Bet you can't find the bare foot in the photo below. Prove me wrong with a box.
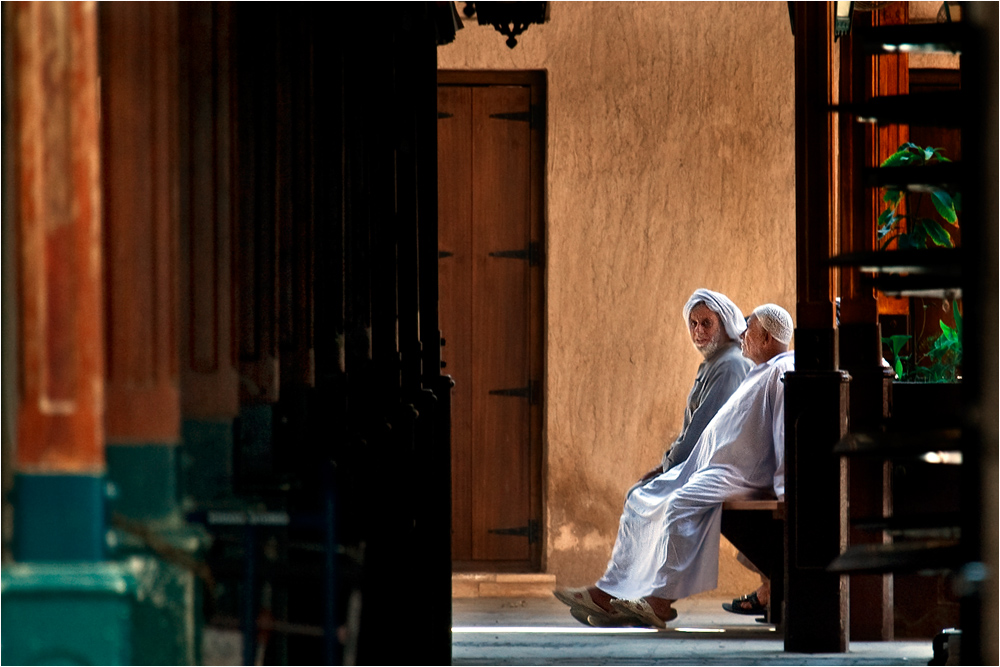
[555,585,617,614]
[588,586,616,613]
[755,581,770,607]
[642,595,676,621]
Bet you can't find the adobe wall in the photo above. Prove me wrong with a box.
[438,1,796,597]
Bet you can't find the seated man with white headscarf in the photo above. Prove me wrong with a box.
[555,304,795,627]
[647,288,754,480]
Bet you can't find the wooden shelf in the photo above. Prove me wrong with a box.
[834,429,963,457]
[861,274,962,299]
[862,163,963,192]
[832,93,963,127]
[852,513,962,540]
[829,248,961,274]
[830,249,962,296]
[827,540,962,574]
[856,22,963,54]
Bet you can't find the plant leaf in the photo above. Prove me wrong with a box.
[897,232,922,250]
[878,207,897,227]
[882,335,912,355]
[881,146,920,167]
[922,218,953,247]
[931,190,958,223]
[928,147,951,163]
[883,189,902,206]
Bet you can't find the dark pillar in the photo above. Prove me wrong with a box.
[833,2,907,642]
[840,323,895,641]
[788,1,849,651]
[959,5,998,664]
[784,370,851,653]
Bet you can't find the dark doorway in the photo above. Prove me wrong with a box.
[438,71,545,571]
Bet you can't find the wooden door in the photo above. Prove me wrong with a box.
[438,73,544,570]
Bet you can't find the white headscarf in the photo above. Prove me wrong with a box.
[683,289,747,341]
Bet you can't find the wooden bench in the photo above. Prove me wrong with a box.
[721,499,785,516]
[720,499,786,625]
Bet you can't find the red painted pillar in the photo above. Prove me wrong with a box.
[9,0,106,560]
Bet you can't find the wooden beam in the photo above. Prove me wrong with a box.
[100,2,181,443]
[788,2,850,653]
[178,2,239,419]
[794,1,839,370]
[836,5,908,644]
[235,5,280,405]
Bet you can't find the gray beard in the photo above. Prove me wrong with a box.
[696,334,729,360]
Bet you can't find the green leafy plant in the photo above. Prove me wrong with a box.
[882,300,963,383]
[920,305,962,382]
[878,143,961,250]
[882,334,912,381]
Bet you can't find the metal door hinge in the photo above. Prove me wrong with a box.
[488,519,540,544]
[489,241,543,267]
[489,104,542,129]
[489,379,540,405]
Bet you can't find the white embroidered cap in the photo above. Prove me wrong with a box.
[752,303,794,344]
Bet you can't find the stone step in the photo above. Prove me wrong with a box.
[452,573,557,599]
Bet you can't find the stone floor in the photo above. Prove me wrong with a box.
[452,596,936,666]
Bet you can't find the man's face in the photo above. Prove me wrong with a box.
[740,315,767,364]
[688,304,727,358]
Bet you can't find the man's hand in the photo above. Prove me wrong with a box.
[638,465,663,484]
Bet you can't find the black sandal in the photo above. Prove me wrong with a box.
[722,591,766,616]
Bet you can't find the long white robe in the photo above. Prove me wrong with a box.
[597,350,794,601]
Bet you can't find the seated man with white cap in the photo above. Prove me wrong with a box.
[555,304,795,627]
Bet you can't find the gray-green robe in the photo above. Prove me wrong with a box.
[660,341,752,471]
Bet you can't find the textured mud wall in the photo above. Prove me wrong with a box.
[439,2,796,596]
